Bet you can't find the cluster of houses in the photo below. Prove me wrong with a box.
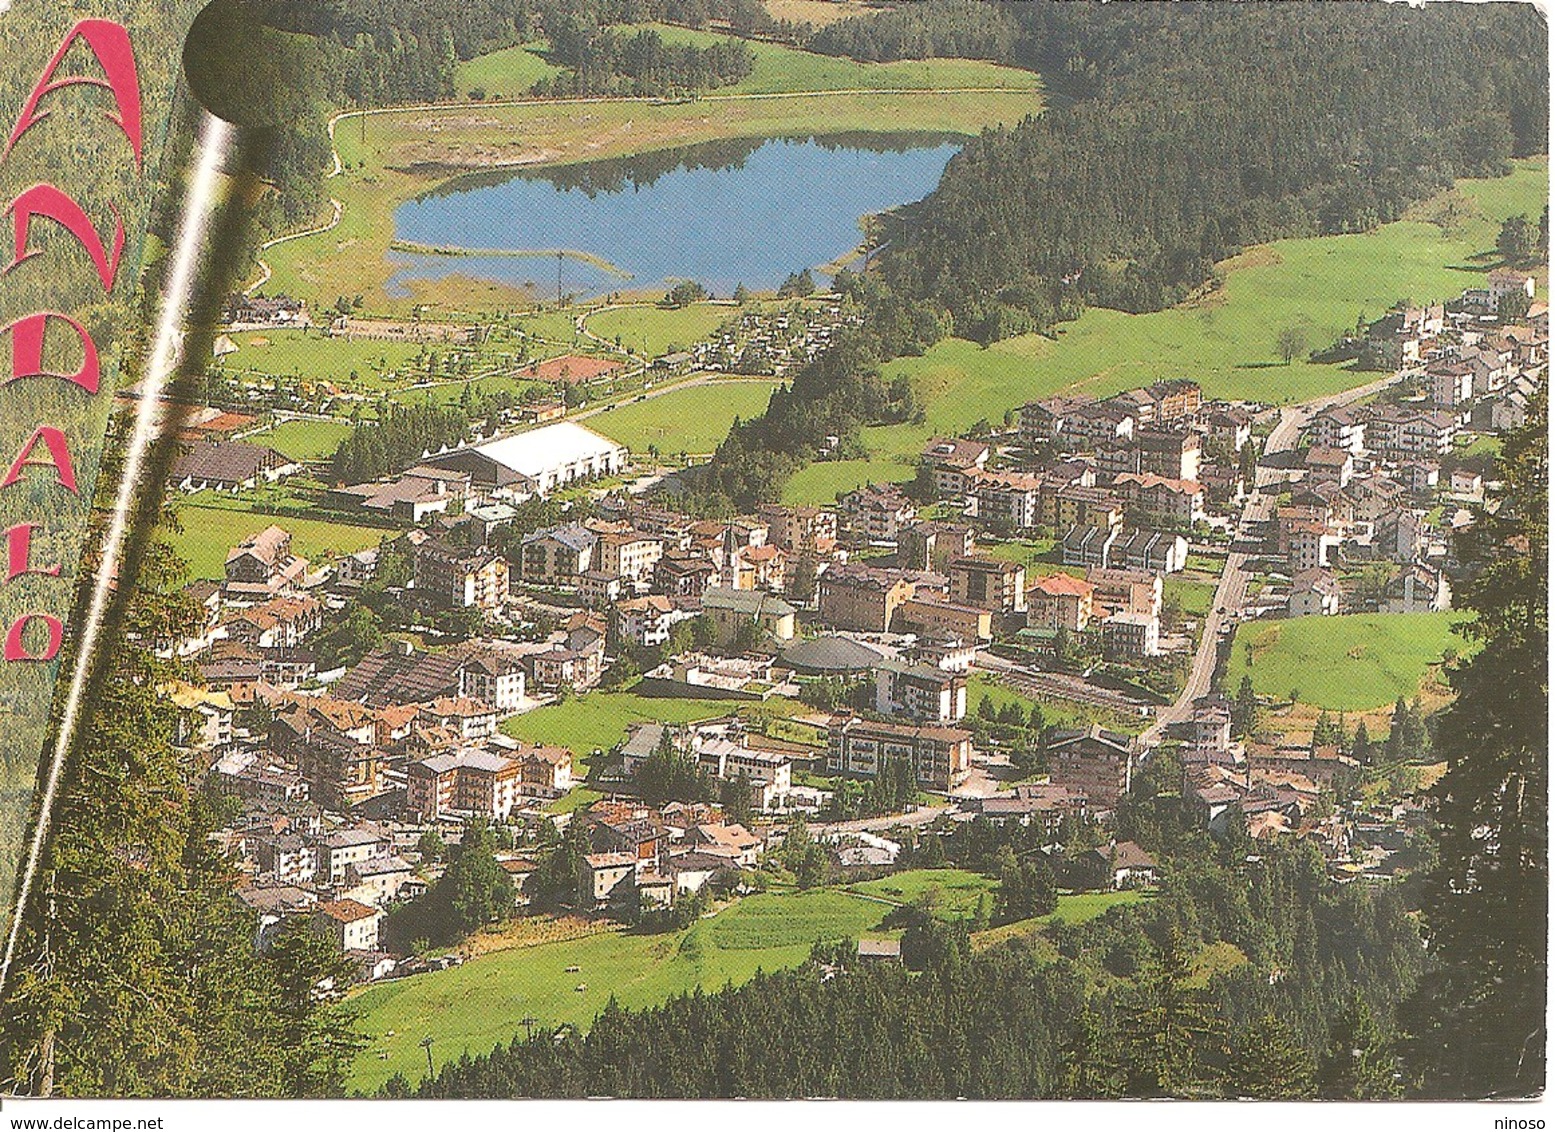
[697,303,864,376]
[1275,295,1547,618]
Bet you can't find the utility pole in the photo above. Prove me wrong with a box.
[520,1015,539,1042]
[420,1035,434,1080]
[556,252,564,308]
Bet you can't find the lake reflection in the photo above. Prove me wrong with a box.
[386,134,960,299]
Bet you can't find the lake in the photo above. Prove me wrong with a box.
[386,134,961,300]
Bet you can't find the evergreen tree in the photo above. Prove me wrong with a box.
[1318,996,1401,1099]
[1230,1015,1317,1099]
[1402,395,1548,1098]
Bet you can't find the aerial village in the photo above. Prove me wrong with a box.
[155,266,1546,982]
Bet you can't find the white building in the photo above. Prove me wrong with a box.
[427,421,628,501]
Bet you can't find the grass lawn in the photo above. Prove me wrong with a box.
[970,889,1148,953]
[346,888,888,1093]
[984,537,1075,578]
[1228,612,1470,711]
[781,448,917,505]
[257,418,353,462]
[644,24,1043,96]
[583,302,734,358]
[1164,577,1217,618]
[500,687,794,771]
[589,380,779,456]
[845,868,997,920]
[453,41,565,100]
[271,80,1037,313]
[171,503,385,580]
[222,328,426,386]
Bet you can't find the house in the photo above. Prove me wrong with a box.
[519,523,598,587]
[1303,445,1355,487]
[920,436,991,496]
[1204,406,1253,452]
[1101,610,1160,659]
[1136,427,1201,482]
[1018,395,1087,443]
[816,565,917,633]
[1109,528,1188,574]
[873,659,968,723]
[838,483,917,545]
[1310,405,1367,456]
[757,503,838,555]
[345,855,416,909]
[897,520,976,572]
[969,784,1089,836]
[1027,572,1095,632]
[413,537,509,611]
[967,470,1044,531]
[1048,726,1139,807]
[1288,568,1341,616]
[313,826,390,884]
[577,853,638,910]
[406,746,524,821]
[700,586,797,647]
[616,594,683,648]
[1111,472,1205,528]
[856,939,903,964]
[1487,266,1536,308]
[894,597,993,643]
[594,529,665,587]
[422,421,628,502]
[224,526,311,597]
[686,822,762,868]
[826,716,972,790]
[948,557,1026,615]
[1381,563,1451,613]
[1087,567,1162,619]
[170,441,299,493]
[1086,841,1160,891]
[326,465,471,523]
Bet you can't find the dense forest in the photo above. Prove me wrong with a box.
[879,2,1547,341]
[808,0,1021,63]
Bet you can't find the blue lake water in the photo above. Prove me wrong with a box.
[386,134,960,300]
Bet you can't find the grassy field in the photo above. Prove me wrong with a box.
[220,329,426,387]
[583,302,734,357]
[171,503,385,580]
[257,418,354,462]
[589,380,779,456]
[776,158,1549,504]
[1164,577,1217,618]
[347,888,889,1093]
[762,0,878,26]
[845,868,997,920]
[500,687,787,769]
[268,78,1039,311]
[646,23,1043,96]
[453,41,565,99]
[1228,612,1469,712]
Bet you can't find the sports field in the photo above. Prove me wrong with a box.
[1227,612,1469,711]
[346,888,890,1093]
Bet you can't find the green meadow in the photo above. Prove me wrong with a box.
[170,503,385,581]
[590,380,779,456]
[1228,612,1469,711]
[583,302,735,357]
[453,41,566,99]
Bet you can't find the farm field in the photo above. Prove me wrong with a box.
[171,503,385,581]
[268,81,1040,310]
[589,380,779,456]
[777,158,1548,505]
[257,418,353,462]
[1228,612,1469,712]
[453,41,565,99]
[346,888,889,1093]
[583,302,735,357]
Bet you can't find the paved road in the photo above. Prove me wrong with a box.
[1140,369,1413,744]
